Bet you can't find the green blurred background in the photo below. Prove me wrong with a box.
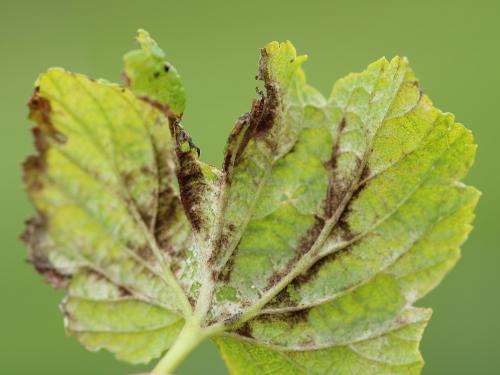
[1,0,498,373]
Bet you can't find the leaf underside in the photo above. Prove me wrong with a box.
[22,30,479,374]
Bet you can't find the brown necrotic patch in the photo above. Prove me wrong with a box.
[261,214,326,294]
[132,242,157,263]
[234,322,254,338]
[265,287,294,310]
[209,222,240,274]
[24,90,66,189]
[23,154,46,192]
[155,197,185,253]
[231,89,278,167]
[29,87,51,125]
[22,90,70,289]
[255,307,311,327]
[215,251,235,283]
[228,48,280,168]
[27,92,63,150]
[171,121,208,232]
[336,216,355,241]
[334,163,371,242]
[222,113,250,174]
[117,285,133,297]
[208,51,282,276]
[291,244,354,290]
[359,164,371,182]
[297,216,325,256]
[21,217,69,289]
[209,229,231,270]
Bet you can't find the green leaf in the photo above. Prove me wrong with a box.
[22,31,479,374]
[123,29,186,117]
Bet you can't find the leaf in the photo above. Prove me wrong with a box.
[22,31,479,374]
[23,64,192,363]
[123,29,186,116]
[215,310,430,375]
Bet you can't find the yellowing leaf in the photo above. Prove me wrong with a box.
[22,31,479,374]
[23,67,191,363]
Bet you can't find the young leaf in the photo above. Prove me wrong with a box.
[22,31,479,374]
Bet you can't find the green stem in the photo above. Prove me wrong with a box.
[151,320,223,374]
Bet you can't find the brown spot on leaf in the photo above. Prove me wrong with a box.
[171,121,210,232]
[134,243,156,263]
[267,288,293,308]
[222,113,250,174]
[264,268,288,292]
[118,285,133,297]
[28,93,51,125]
[293,245,353,288]
[297,216,325,255]
[257,307,311,326]
[23,155,45,191]
[263,216,326,292]
[209,47,283,279]
[155,195,184,252]
[234,322,253,338]
[334,163,370,241]
[336,216,355,241]
[360,164,370,182]
[121,170,135,186]
[293,255,329,286]
[228,49,281,167]
[23,89,66,191]
[284,307,310,324]
[210,233,229,269]
[216,254,235,283]
[21,217,69,289]
[338,117,347,132]
[21,89,72,289]
[209,222,242,272]
[36,267,68,289]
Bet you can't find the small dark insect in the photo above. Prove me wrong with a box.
[164,63,170,72]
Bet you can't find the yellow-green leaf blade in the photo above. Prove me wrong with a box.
[215,310,430,375]
[64,269,184,364]
[23,67,191,363]
[212,50,478,374]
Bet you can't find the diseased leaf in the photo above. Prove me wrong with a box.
[216,310,430,375]
[23,65,192,363]
[22,31,479,374]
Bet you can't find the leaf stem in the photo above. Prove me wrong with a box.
[152,321,204,374]
[151,320,224,374]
